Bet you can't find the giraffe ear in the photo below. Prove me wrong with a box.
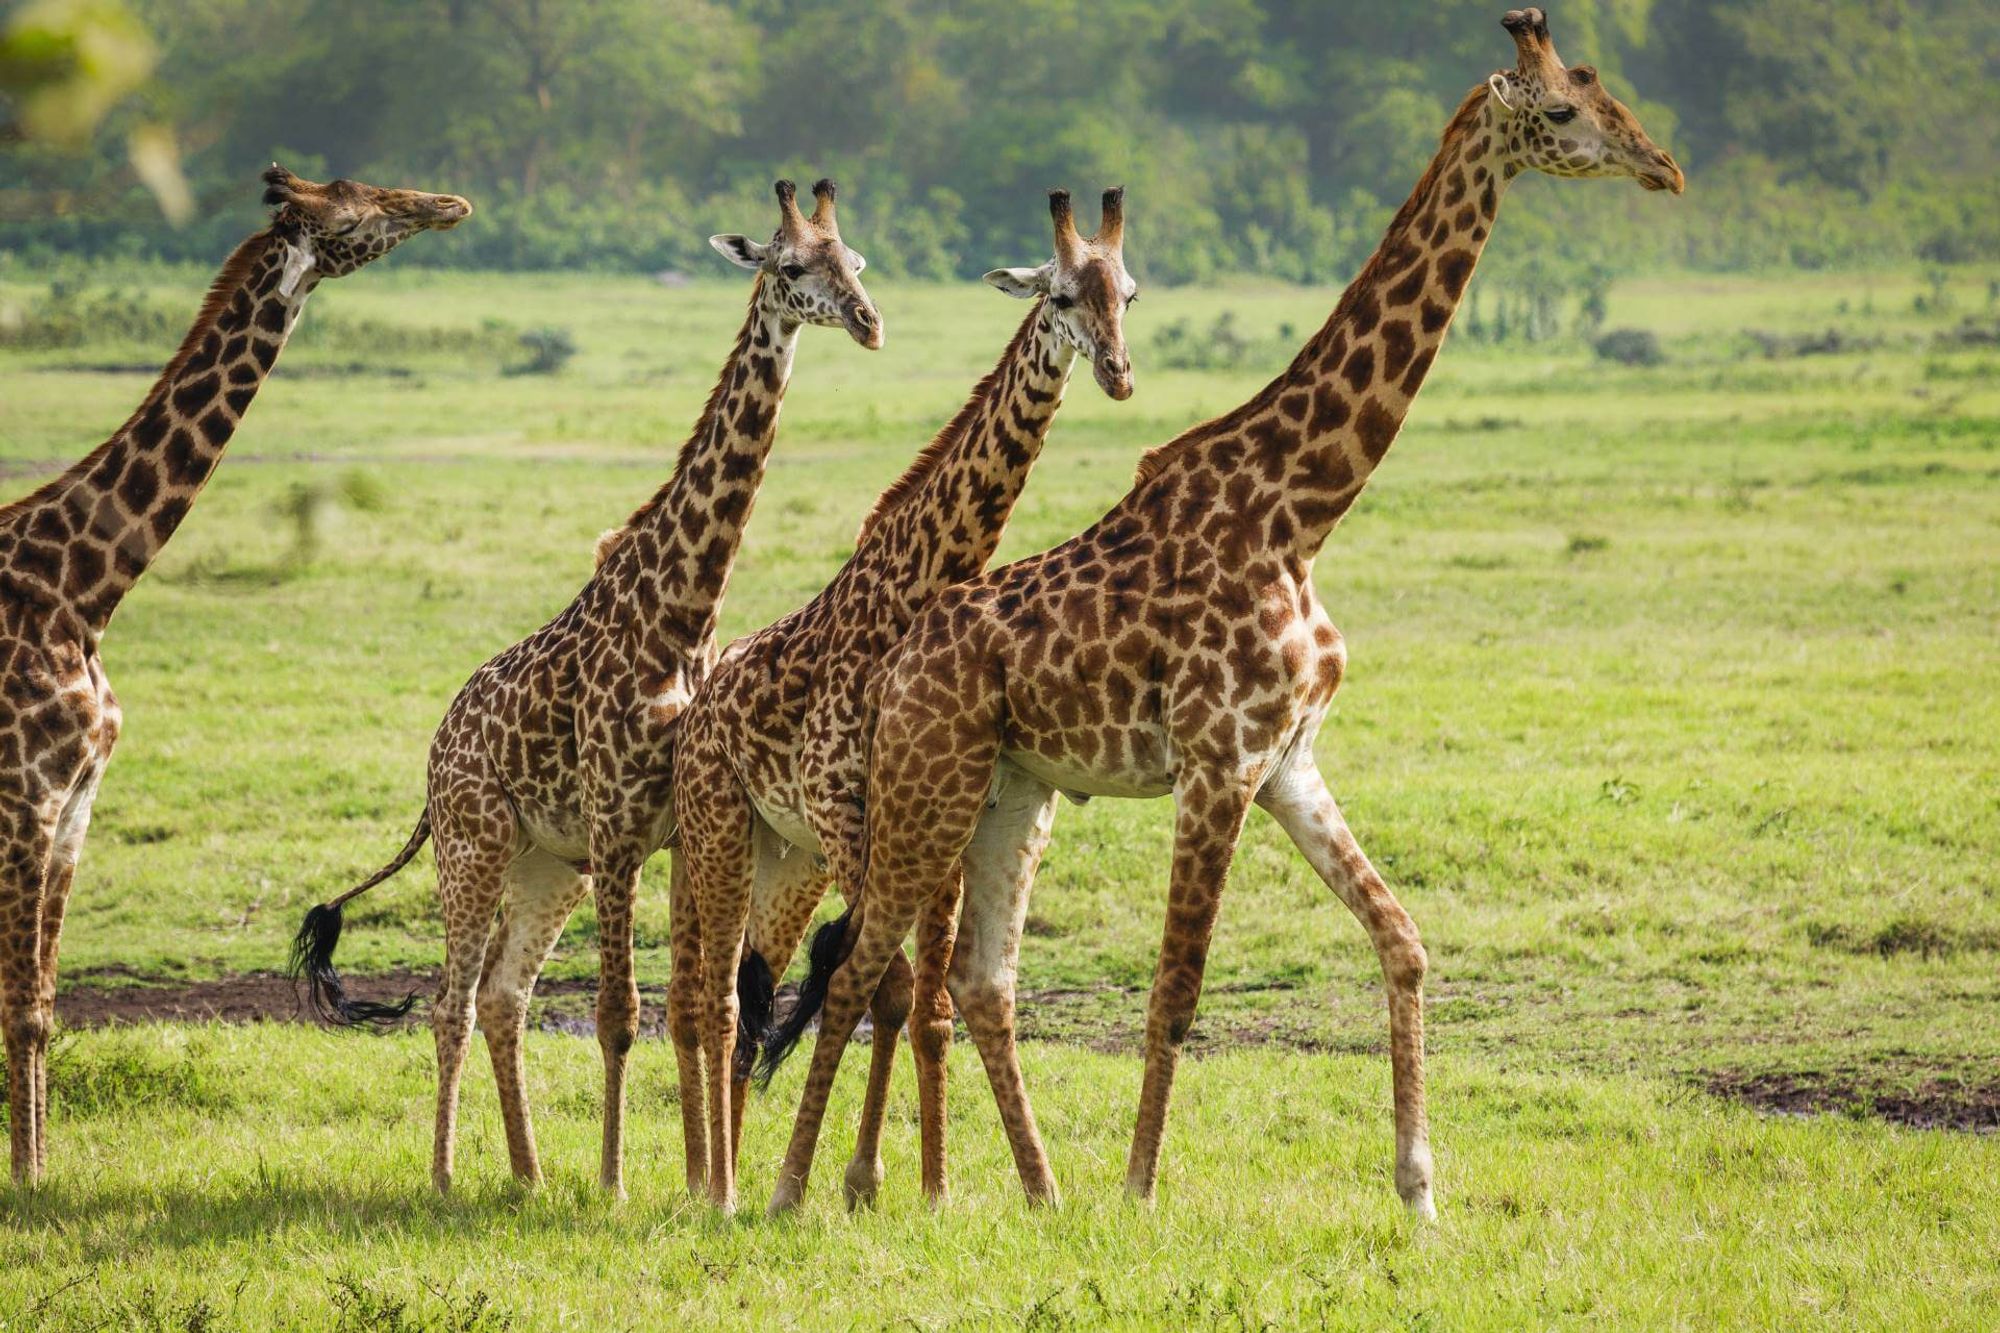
[1487,71,1522,112]
[983,265,1048,299]
[710,234,768,271]
[278,235,317,298]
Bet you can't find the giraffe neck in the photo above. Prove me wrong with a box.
[849,302,1072,599]
[601,277,800,654]
[1134,90,1509,561]
[0,231,311,635]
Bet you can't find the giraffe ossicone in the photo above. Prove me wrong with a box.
[757,5,1682,1218]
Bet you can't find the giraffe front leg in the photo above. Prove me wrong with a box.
[591,854,644,1199]
[1,809,57,1187]
[31,852,81,1182]
[666,854,709,1198]
[1124,771,1254,1203]
[1259,760,1433,1219]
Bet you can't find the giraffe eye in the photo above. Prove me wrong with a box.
[1545,106,1578,125]
[1050,293,1074,309]
[781,263,806,280]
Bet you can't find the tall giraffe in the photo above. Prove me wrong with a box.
[673,188,1137,1213]
[291,180,881,1199]
[0,167,470,1186]
[759,8,1683,1217]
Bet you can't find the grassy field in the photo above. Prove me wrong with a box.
[1,254,1997,1327]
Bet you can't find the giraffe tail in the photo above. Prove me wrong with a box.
[752,904,859,1087]
[733,948,776,1080]
[287,810,431,1028]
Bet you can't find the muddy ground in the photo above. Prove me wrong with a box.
[54,969,2000,1135]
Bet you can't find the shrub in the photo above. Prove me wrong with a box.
[507,327,577,376]
[1593,328,1664,366]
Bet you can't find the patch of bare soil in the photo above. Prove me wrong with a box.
[1707,1070,2000,1133]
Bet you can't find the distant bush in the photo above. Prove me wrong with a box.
[1152,311,1294,371]
[1745,328,1879,359]
[1593,328,1664,367]
[507,326,576,376]
[0,277,180,349]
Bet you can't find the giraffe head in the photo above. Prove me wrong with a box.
[1486,8,1684,194]
[711,179,884,350]
[984,188,1137,401]
[260,165,472,295]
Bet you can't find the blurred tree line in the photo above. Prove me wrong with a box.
[3,0,1994,283]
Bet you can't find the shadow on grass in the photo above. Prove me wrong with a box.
[0,1171,749,1262]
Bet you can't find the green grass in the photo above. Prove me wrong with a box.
[3,1027,1995,1330]
[1,260,1998,1327]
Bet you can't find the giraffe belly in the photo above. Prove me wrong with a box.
[747,791,820,857]
[514,803,593,864]
[1004,741,1174,801]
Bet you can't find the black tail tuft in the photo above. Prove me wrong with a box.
[733,949,775,1081]
[753,908,853,1088]
[288,902,418,1029]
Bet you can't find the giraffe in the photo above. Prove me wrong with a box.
[290,179,881,1200]
[673,188,1137,1213]
[0,166,470,1186]
[758,8,1683,1217]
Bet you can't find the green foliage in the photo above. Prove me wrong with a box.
[1,0,1992,278]
[506,326,577,376]
[1593,327,1664,365]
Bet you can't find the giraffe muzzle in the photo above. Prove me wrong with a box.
[1638,152,1684,195]
[1095,351,1134,401]
[844,303,885,350]
[425,195,474,228]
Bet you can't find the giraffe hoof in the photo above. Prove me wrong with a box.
[767,1177,806,1216]
[1404,1186,1438,1223]
[842,1158,884,1210]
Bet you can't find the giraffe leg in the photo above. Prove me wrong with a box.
[0,811,56,1188]
[590,854,645,1199]
[686,827,751,1214]
[1124,771,1255,1203]
[430,825,510,1196]
[29,766,98,1182]
[476,848,588,1187]
[765,897,924,1215]
[666,853,709,1197]
[1258,759,1434,1219]
[842,947,914,1210]
[947,771,1060,1204]
[907,867,963,1206]
[731,839,828,1181]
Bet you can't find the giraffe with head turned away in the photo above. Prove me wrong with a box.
[673,187,1138,1213]
[0,166,470,1186]
[758,7,1684,1217]
[289,179,882,1199]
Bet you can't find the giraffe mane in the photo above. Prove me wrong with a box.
[1130,83,1492,488]
[0,229,278,525]
[608,274,767,545]
[854,301,1042,546]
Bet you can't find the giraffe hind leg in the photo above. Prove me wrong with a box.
[428,814,514,1196]
[476,847,588,1188]
[1258,759,1433,1218]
